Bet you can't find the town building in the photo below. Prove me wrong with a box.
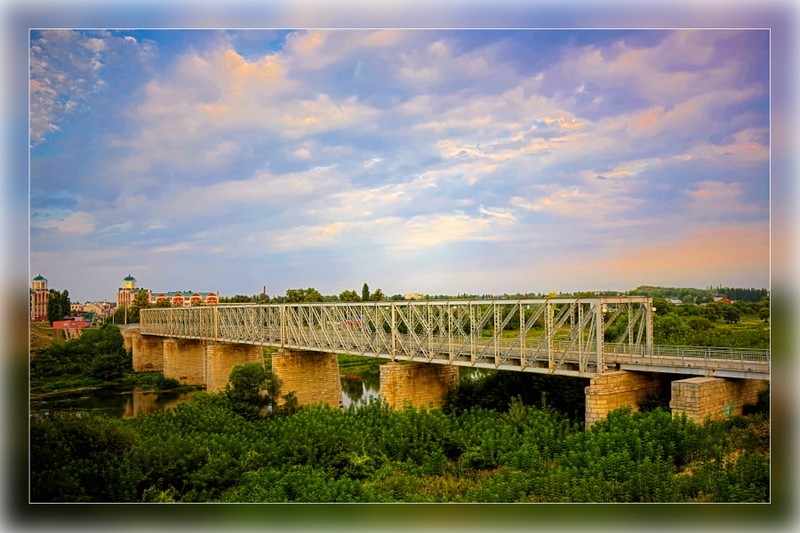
[151,291,219,307]
[30,274,49,322]
[117,275,219,308]
[117,274,147,309]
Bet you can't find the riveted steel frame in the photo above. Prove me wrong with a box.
[139,296,769,379]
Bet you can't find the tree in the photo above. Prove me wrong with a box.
[123,291,151,324]
[47,290,62,323]
[362,283,370,302]
[369,288,386,301]
[225,363,281,420]
[221,295,254,303]
[60,290,71,319]
[651,298,674,316]
[722,305,741,324]
[132,290,151,310]
[758,307,769,323]
[339,290,361,302]
[285,288,324,303]
[46,289,72,323]
[700,303,723,322]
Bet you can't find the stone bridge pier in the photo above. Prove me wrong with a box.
[585,370,769,426]
[126,330,262,392]
[669,377,768,423]
[379,362,460,409]
[271,349,342,408]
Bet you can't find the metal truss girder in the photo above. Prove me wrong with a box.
[138,297,769,380]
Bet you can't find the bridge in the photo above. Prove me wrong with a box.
[127,297,769,425]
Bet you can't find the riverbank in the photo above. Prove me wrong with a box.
[30,371,203,398]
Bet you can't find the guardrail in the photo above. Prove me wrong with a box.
[604,343,770,363]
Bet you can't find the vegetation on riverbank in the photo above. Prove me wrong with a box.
[31,391,769,503]
[29,324,199,395]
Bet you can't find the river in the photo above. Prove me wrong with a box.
[30,363,382,418]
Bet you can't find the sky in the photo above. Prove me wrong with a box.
[29,28,771,302]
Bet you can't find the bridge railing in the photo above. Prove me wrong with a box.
[604,342,770,362]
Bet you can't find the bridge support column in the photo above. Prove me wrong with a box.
[272,349,342,408]
[205,343,264,393]
[380,362,459,409]
[670,377,768,423]
[134,334,164,372]
[163,338,206,386]
[585,371,666,426]
[120,326,138,353]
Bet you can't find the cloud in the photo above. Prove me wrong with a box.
[121,44,381,172]
[685,128,769,165]
[29,30,771,300]
[685,181,761,218]
[30,30,157,146]
[511,182,642,220]
[37,211,95,234]
[551,30,766,106]
[150,242,195,253]
[238,207,518,255]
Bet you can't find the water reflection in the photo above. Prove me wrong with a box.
[31,363,391,419]
[30,386,195,419]
[340,364,380,408]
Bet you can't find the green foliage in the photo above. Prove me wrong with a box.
[285,287,323,303]
[225,363,280,420]
[30,394,769,503]
[369,288,386,301]
[715,287,769,303]
[136,372,181,391]
[361,283,370,302]
[630,285,768,305]
[132,290,151,310]
[47,289,71,323]
[31,414,140,501]
[445,370,586,420]
[89,352,126,380]
[31,324,131,385]
[339,289,361,302]
[31,337,769,506]
[722,305,741,324]
[650,303,769,348]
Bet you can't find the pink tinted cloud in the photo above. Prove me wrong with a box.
[588,224,768,287]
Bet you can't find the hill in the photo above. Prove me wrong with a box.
[30,322,65,353]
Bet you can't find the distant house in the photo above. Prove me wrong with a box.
[404,293,425,300]
[117,274,219,308]
[52,319,89,329]
[151,291,219,307]
[668,299,683,306]
[713,297,733,304]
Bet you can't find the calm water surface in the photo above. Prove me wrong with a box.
[31,363,383,418]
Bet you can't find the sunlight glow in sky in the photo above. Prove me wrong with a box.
[29,29,770,301]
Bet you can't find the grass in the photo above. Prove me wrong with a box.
[29,322,65,352]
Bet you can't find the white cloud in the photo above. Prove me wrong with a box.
[30,30,157,146]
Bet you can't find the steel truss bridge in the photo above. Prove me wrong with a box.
[140,297,770,380]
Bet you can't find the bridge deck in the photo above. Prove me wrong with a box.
[139,298,769,380]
